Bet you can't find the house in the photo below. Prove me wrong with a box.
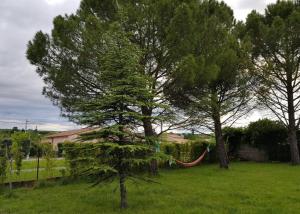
[162,133,189,144]
[44,127,99,150]
[44,127,191,151]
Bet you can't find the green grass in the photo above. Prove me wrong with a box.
[5,169,64,183]
[5,158,66,182]
[20,158,66,170]
[1,162,300,214]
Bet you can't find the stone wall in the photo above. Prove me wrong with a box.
[238,144,268,162]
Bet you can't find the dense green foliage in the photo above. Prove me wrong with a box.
[165,0,253,168]
[11,132,30,175]
[27,10,165,207]
[247,119,287,147]
[63,143,98,178]
[160,141,217,166]
[0,131,57,185]
[222,126,245,160]
[1,163,300,213]
[41,144,55,178]
[0,134,8,183]
[224,119,295,162]
[22,0,300,211]
[0,149,7,184]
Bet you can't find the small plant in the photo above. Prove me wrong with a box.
[11,132,29,175]
[59,168,66,177]
[42,144,55,178]
[0,137,8,184]
[0,156,7,184]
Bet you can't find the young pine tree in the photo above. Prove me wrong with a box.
[27,23,159,209]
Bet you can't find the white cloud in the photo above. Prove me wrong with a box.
[0,0,281,131]
[36,123,82,131]
[222,0,277,21]
[45,0,67,6]
[0,0,80,131]
[0,118,80,131]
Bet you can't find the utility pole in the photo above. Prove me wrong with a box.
[25,119,29,132]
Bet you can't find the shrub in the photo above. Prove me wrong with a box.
[223,119,295,162]
[57,143,64,157]
[246,119,287,146]
[245,119,289,161]
[0,156,6,184]
[42,143,55,178]
[223,127,246,159]
[63,142,98,178]
[0,140,7,184]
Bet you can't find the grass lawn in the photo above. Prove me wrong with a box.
[5,158,66,182]
[1,162,300,214]
[5,169,64,183]
[20,158,66,170]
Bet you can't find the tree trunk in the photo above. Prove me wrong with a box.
[142,110,155,137]
[141,106,158,175]
[119,173,127,209]
[287,80,300,164]
[287,128,300,164]
[213,110,229,169]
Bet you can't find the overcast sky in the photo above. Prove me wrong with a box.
[0,0,276,131]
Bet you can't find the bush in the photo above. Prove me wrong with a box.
[223,127,246,159]
[63,142,99,178]
[42,143,55,178]
[57,143,64,157]
[223,119,295,162]
[246,119,289,161]
[246,119,287,146]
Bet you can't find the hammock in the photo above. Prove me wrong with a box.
[175,148,209,168]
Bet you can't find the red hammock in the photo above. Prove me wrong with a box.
[175,148,208,168]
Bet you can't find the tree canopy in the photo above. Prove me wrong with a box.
[165,0,254,168]
[28,19,163,208]
[245,0,300,164]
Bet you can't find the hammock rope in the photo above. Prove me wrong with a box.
[175,147,209,168]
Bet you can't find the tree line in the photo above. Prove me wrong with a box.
[26,0,300,208]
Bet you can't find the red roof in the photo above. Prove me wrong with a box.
[46,127,99,138]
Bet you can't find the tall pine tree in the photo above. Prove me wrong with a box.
[27,19,159,208]
[165,0,254,168]
[245,1,300,164]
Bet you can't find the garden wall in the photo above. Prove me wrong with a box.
[238,144,268,162]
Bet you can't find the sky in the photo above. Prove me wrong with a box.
[0,0,277,131]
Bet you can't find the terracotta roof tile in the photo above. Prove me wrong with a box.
[46,127,99,138]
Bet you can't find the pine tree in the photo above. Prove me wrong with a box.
[245,1,300,164]
[78,0,198,174]
[27,22,160,208]
[165,0,254,168]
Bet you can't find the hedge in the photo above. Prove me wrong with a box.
[160,139,217,167]
[223,119,300,162]
[63,142,99,178]
[63,139,217,174]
